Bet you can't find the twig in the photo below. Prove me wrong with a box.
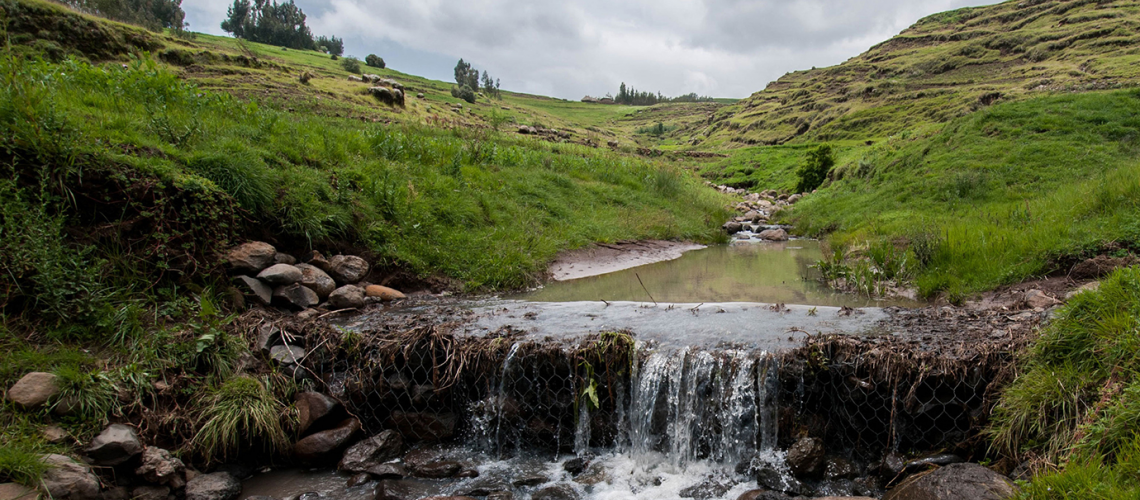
[635,273,656,306]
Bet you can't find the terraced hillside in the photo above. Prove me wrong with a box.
[695,0,1140,147]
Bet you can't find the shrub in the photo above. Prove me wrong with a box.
[340,57,361,74]
[795,144,834,193]
[451,84,476,104]
[365,54,385,69]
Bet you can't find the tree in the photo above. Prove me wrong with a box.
[795,144,835,193]
[69,0,186,31]
[365,54,386,69]
[454,59,472,87]
[481,70,493,94]
[451,85,476,104]
[220,0,315,50]
[221,0,251,39]
[315,35,343,56]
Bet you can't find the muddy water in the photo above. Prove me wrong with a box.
[517,239,920,308]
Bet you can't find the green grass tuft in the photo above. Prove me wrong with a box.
[189,376,289,465]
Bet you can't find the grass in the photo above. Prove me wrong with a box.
[189,376,289,465]
[989,267,1140,498]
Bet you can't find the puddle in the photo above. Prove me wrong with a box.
[517,240,921,308]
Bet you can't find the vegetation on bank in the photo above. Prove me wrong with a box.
[989,267,1140,498]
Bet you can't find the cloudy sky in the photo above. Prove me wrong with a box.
[184,0,1000,99]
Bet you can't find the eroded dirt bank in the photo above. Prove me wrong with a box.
[547,240,706,281]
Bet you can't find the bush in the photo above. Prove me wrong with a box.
[340,57,361,74]
[365,54,385,69]
[451,84,476,104]
[795,144,834,193]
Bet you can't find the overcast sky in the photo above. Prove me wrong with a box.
[184,0,1001,99]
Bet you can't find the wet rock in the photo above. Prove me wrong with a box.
[562,457,589,475]
[457,468,479,478]
[296,392,344,436]
[415,461,461,479]
[328,255,370,285]
[327,285,366,309]
[883,463,1018,500]
[339,430,404,473]
[401,446,446,471]
[815,497,874,500]
[306,251,332,273]
[531,484,579,500]
[6,372,59,409]
[454,477,511,496]
[215,463,255,481]
[486,493,513,500]
[85,424,143,466]
[297,492,320,500]
[258,264,303,287]
[387,412,456,442]
[880,452,906,478]
[272,284,319,310]
[365,285,405,301]
[41,454,100,500]
[101,486,129,500]
[724,222,743,234]
[510,472,547,487]
[227,242,277,273]
[1024,289,1059,309]
[293,418,361,465]
[679,478,732,499]
[233,276,273,306]
[754,468,806,495]
[269,345,305,365]
[131,486,170,500]
[134,447,186,488]
[296,264,336,299]
[824,457,858,479]
[903,454,963,475]
[853,476,883,497]
[758,228,789,241]
[365,464,408,480]
[814,478,856,496]
[735,490,791,500]
[0,483,39,500]
[345,473,372,488]
[275,253,297,265]
[785,437,825,476]
[244,497,275,500]
[185,472,241,500]
[376,480,438,500]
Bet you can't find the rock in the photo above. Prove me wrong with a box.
[41,454,100,500]
[43,425,69,444]
[256,324,284,355]
[1024,289,1059,309]
[131,486,170,500]
[882,463,1018,500]
[0,483,38,500]
[376,480,438,500]
[386,412,457,442]
[724,221,743,234]
[362,464,407,480]
[518,125,532,134]
[274,253,297,265]
[1065,281,1100,300]
[6,372,59,409]
[881,452,906,478]
[486,493,513,500]
[328,256,370,284]
[903,454,963,475]
[735,490,792,500]
[184,472,241,500]
[345,473,372,488]
[787,194,802,204]
[215,463,255,480]
[679,478,732,499]
[327,286,366,309]
[269,345,305,365]
[417,93,425,99]
[415,461,461,479]
[85,424,143,466]
[296,392,344,436]
[531,484,579,500]
[295,264,336,299]
[338,430,404,473]
[814,497,874,500]
[102,486,129,500]
[226,242,277,273]
[365,285,405,301]
[293,418,361,464]
[786,437,825,477]
[563,457,589,475]
[306,251,332,273]
[134,447,186,488]
[296,309,320,320]
[233,276,273,306]
[272,284,319,310]
[297,493,320,500]
[824,457,858,479]
[754,468,806,495]
[758,228,789,241]
[257,264,303,286]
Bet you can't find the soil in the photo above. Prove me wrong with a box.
[547,240,706,281]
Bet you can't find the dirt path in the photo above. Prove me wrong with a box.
[547,240,706,281]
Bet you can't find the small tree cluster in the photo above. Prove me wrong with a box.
[67,0,186,31]
[315,35,343,56]
[451,85,476,104]
[365,54,385,69]
[340,57,361,74]
[453,59,500,100]
[615,82,715,106]
[795,144,835,193]
[221,0,341,53]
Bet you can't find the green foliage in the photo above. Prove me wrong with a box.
[453,58,478,90]
[189,376,288,464]
[52,365,121,425]
[313,35,342,56]
[364,54,385,69]
[65,0,185,31]
[339,56,360,74]
[636,122,675,137]
[794,144,834,193]
[451,84,475,104]
[221,0,314,50]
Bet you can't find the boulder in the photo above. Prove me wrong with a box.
[1024,289,1059,309]
[131,486,170,500]
[903,454,963,475]
[6,372,59,409]
[785,437,825,476]
[269,345,305,365]
[233,276,272,306]
[84,424,143,466]
[754,468,806,495]
[735,490,792,500]
[531,484,579,500]
[41,454,100,500]
[184,472,241,500]
[296,392,344,436]
[724,221,743,234]
[226,242,276,273]
[274,253,297,265]
[0,483,39,500]
[679,478,732,499]
[338,430,404,473]
[293,418,361,465]
[414,461,461,479]
[758,228,789,241]
[386,412,457,442]
[306,251,332,273]
[327,286,366,309]
[272,284,319,310]
[787,194,802,204]
[328,256,370,284]
[296,264,336,300]
[135,447,186,488]
[882,463,1018,500]
[360,464,407,480]
[824,457,859,480]
[365,285,406,301]
[257,264,303,286]
[562,457,589,475]
[345,473,372,488]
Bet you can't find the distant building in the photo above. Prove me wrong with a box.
[599,97,615,104]
[581,96,600,103]
[581,95,615,104]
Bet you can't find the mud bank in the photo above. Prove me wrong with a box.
[548,240,706,281]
